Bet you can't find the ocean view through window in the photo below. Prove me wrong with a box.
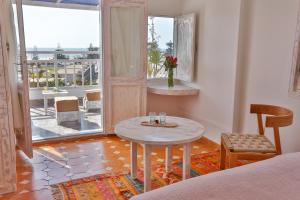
[11,5,175,142]
[13,5,101,88]
[12,4,103,141]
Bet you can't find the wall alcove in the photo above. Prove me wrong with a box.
[147,78,199,96]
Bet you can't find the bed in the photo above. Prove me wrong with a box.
[131,152,300,200]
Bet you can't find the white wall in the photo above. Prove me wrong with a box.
[234,0,300,153]
[148,0,183,16]
[147,0,242,144]
[178,0,242,131]
[147,0,300,152]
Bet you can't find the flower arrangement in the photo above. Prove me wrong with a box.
[164,56,178,69]
[163,56,178,87]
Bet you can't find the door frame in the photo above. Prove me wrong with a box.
[0,0,17,193]
[15,1,105,145]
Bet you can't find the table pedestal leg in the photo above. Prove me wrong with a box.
[165,145,172,173]
[131,142,137,179]
[183,143,191,180]
[144,144,151,192]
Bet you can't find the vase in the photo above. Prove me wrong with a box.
[168,68,174,88]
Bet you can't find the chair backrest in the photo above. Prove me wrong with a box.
[250,104,293,154]
[85,91,101,101]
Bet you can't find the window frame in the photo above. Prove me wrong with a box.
[289,9,300,97]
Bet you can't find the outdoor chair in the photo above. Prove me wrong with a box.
[55,96,81,124]
[83,89,101,112]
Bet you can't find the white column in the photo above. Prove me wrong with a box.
[183,143,191,180]
[90,63,93,85]
[165,145,172,173]
[81,64,84,86]
[97,60,101,86]
[46,66,49,87]
[44,95,48,116]
[36,62,39,88]
[144,144,152,192]
[64,63,67,86]
[130,142,137,179]
[54,53,58,88]
[73,63,76,86]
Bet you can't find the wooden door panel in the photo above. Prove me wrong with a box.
[174,13,196,82]
[15,0,32,158]
[0,2,17,193]
[111,85,146,125]
[15,89,32,158]
[103,0,147,133]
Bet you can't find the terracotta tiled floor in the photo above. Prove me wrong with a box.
[1,135,219,200]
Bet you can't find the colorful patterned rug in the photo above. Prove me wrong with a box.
[51,151,221,200]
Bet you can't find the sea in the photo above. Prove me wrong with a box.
[26,47,101,60]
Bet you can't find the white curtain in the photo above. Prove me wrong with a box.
[110,7,142,77]
[0,0,24,131]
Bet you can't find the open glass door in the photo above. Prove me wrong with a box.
[15,0,32,158]
[103,0,147,133]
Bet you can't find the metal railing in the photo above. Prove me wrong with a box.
[26,50,102,89]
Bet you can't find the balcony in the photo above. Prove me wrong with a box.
[27,49,103,141]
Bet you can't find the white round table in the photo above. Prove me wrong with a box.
[115,116,205,192]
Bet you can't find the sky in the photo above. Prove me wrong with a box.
[15,5,100,49]
[13,5,173,50]
[148,17,174,50]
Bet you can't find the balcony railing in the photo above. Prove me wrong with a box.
[26,50,101,89]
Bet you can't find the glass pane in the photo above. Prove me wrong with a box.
[147,16,174,79]
[110,7,143,77]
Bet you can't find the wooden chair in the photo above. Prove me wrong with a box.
[220,104,293,170]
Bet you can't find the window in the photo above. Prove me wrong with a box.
[147,16,174,79]
[147,14,196,82]
[13,5,101,88]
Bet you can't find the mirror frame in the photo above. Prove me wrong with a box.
[289,8,300,97]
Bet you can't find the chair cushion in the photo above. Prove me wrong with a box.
[222,133,276,153]
[85,90,101,101]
